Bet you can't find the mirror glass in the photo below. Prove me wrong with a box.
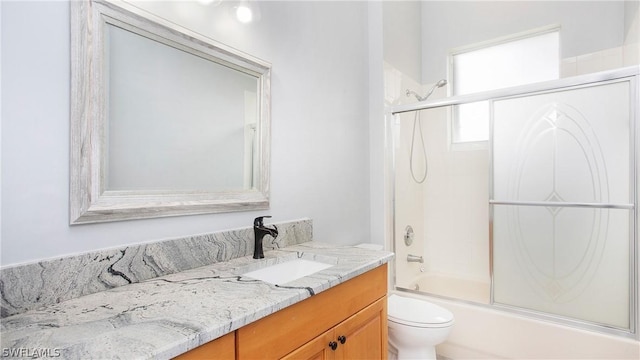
[70,0,271,224]
[106,24,259,192]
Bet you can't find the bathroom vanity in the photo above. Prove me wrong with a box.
[0,238,393,359]
[178,264,387,359]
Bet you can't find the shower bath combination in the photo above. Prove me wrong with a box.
[391,67,640,351]
[405,79,447,183]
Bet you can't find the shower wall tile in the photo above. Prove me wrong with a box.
[561,57,577,78]
[602,47,624,69]
[623,42,639,66]
[387,61,430,288]
[562,43,638,79]
[576,52,605,75]
[0,218,312,318]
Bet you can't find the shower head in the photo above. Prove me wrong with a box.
[423,79,447,100]
[435,79,448,87]
[406,79,448,102]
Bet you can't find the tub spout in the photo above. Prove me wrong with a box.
[407,254,424,263]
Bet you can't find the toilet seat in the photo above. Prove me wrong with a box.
[388,294,454,328]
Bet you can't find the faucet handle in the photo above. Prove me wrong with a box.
[254,216,272,227]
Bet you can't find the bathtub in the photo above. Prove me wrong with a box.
[401,273,491,304]
[391,288,639,359]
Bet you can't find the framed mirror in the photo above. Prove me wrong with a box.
[70,0,271,224]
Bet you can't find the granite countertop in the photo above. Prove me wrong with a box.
[0,241,393,359]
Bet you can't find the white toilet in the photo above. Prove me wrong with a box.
[387,293,455,360]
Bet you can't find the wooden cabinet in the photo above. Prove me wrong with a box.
[238,264,387,359]
[282,297,387,360]
[175,264,387,360]
[173,332,234,360]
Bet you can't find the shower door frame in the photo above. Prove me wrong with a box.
[387,65,639,340]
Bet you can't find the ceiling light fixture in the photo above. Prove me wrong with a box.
[196,0,222,5]
[235,1,255,23]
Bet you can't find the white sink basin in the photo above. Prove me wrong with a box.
[242,259,333,285]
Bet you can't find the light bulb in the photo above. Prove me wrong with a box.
[236,5,253,23]
[197,0,221,5]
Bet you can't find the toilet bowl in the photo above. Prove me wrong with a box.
[387,293,454,360]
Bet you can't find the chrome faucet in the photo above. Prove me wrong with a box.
[253,216,278,259]
[407,254,424,263]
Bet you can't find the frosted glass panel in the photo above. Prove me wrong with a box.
[453,31,559,94]
[491,79,633,330]
[493,81,630,204]
[493,205,630,329]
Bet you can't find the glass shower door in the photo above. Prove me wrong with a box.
[490,79,635,332]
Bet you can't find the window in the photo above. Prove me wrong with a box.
[449,26,560,146]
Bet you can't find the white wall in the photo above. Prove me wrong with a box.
[421,1,627,83]
[382,0,422,83]
[0,0,3,251]
[1,0,374,266]
[625,0,639,45]
[367,1,386,249]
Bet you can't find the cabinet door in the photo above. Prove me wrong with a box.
[281,329,337,360]
[173,332,235,360]
[334,297,387,360]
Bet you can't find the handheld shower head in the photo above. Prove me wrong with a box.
[435,79,448,88]
[423,79,447,100]
[406,79,447,102]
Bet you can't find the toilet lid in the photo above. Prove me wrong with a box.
[388,294,454,327]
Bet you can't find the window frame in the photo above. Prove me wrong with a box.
[446,24,561,151]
